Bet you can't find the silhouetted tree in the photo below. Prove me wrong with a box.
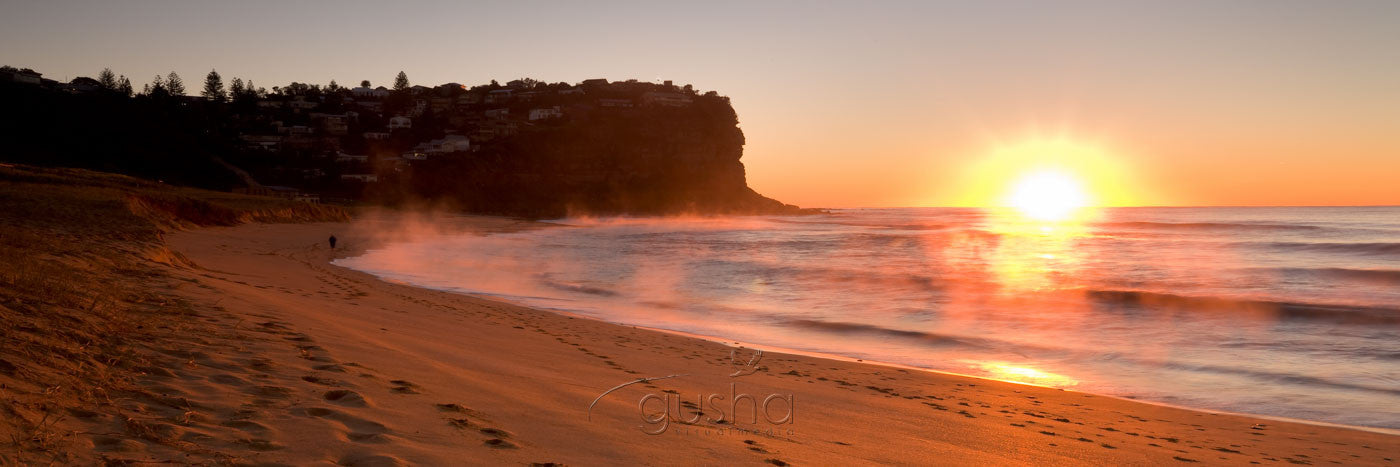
[202,69,227,101]
[393,71,409,91]
[280,82,318,96]
[166,71,185,96]
[117,75,133,97]
[145,75,168,97]
[360,79,371,88]
[229,77,244,97]
[98,68,117,90]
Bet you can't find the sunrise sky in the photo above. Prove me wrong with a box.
[2,0,1397,207]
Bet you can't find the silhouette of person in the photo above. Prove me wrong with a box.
[329,235,338,249]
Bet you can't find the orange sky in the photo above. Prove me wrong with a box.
[2,1,1397,207]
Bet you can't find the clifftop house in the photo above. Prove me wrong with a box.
[352,86,390,98]
[641,91,693,107]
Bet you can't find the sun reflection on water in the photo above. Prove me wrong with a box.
[978,207,1099,293]
[968,360,1080,388]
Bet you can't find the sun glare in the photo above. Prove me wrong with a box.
[945,136,1146,210]
[1006,170,1090,221]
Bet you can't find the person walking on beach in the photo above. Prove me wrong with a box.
[329,234,337,250]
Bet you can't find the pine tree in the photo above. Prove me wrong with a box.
[166,71,185,96]
[147,75,168,97]
[328,80,340,92]
[393,71,409,91]
[117,75,133,97]
[98,68,117,90]
[201,69,227,101]
[229,77,245,99]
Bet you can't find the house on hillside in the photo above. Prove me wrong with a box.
[340,174,379,183]
[389,116,412,130]
[310,113,349,135]
[335,152,369,162]
[485,89,512,103]
[529,106,563,121]
[458,93,482,105]
[400,134,470,161]
[641,91,692,107]
[363,131,390,140]
[352,86,390,98]
[239,134,283,151]
[598,98,633,108]
[484,119,519,137]
[430,97,452,113]
[288,97,319,110]
[1,68,42,84]
[67,77,102,93]
[433,134,471,153]
[280,125,314,136]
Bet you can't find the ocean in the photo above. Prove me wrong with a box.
[335,207,1400,430]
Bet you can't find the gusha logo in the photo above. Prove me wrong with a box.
[588,348,796,435]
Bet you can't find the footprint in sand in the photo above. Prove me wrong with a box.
[388,380,421,394]
[301,374,342,386]
[300,406,392,444]
[252,385,293,399]
[323,389,371,407]
[434,403,480,415]
[313,363,348,372]
[220,419,271,434]
[209,373,248,386]
[472,427,517,449]
[235,438,285,451]
[337,452,408,467]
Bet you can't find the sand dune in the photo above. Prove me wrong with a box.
[95,214,1393,465]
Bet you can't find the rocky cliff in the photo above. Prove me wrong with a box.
[376,92,804,217]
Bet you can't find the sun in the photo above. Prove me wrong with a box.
[943,137,1146,211]
[1005,169,1090,221]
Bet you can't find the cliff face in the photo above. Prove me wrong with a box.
[386,95,801,217]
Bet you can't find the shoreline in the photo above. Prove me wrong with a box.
[148,213,1398,464]
[598,323,1400,438]
[328,213,1400,438]
[332,275,1400,439]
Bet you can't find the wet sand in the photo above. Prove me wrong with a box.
[149,214,1398,465]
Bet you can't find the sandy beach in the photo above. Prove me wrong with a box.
[101,213,1396,465]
